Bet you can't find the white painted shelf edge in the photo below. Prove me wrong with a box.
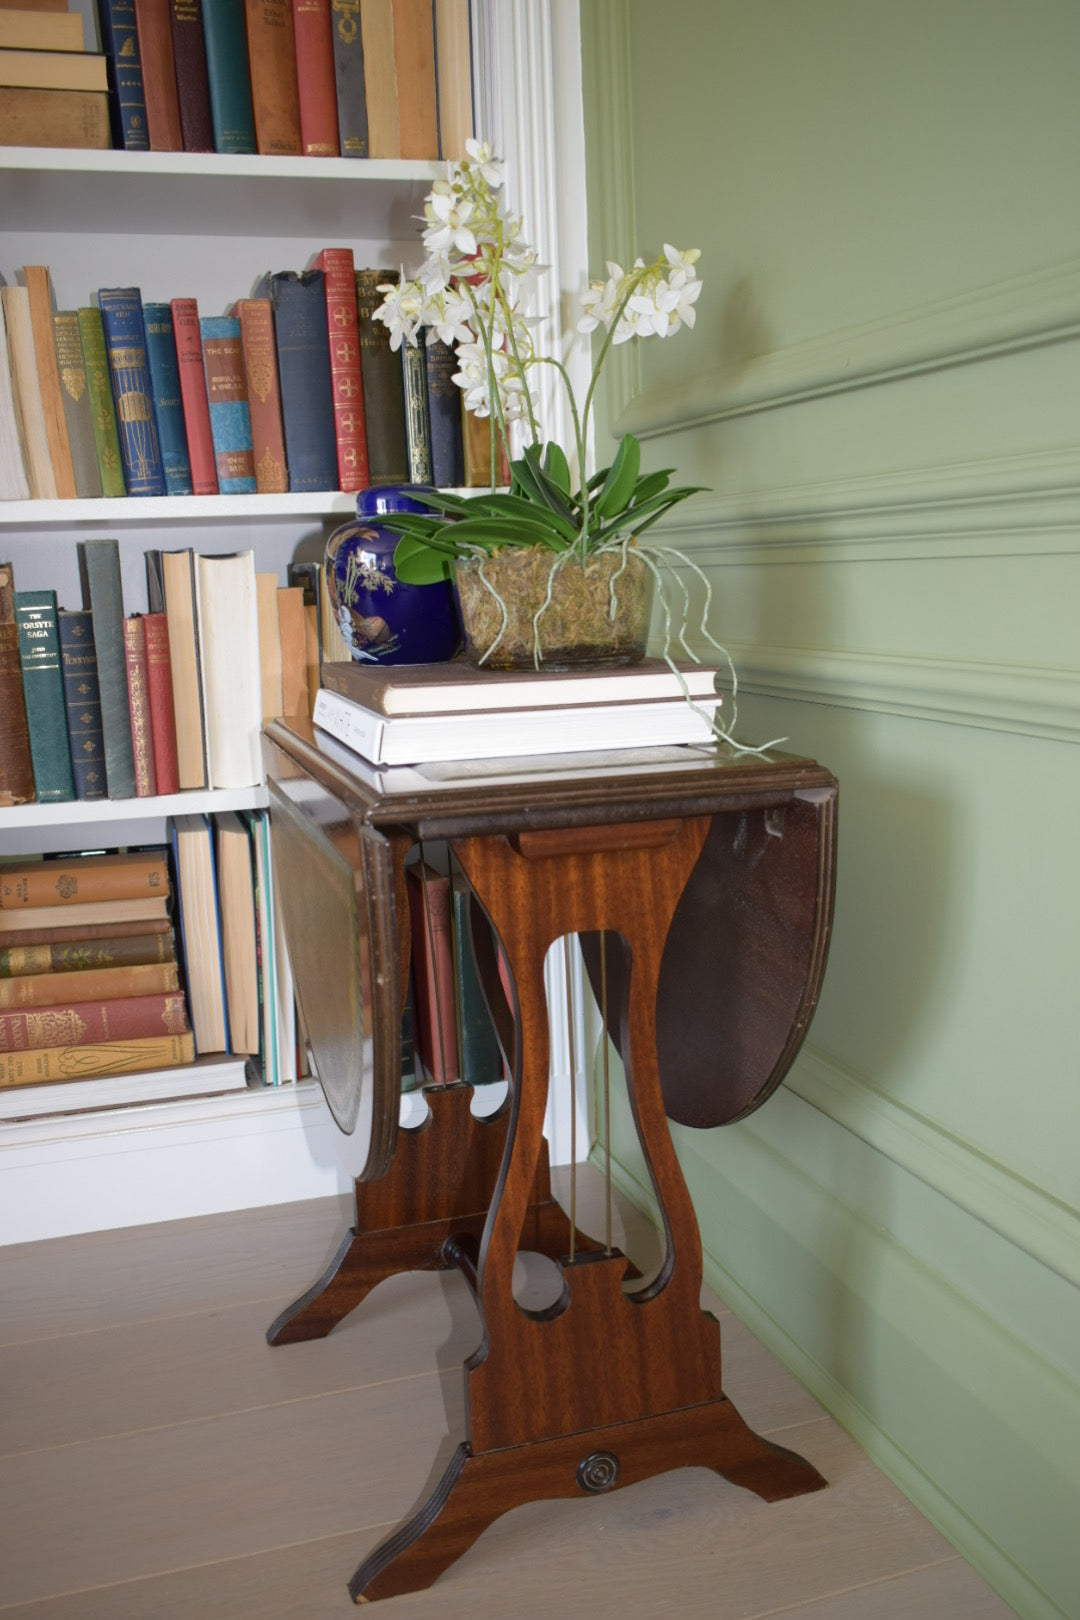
[0,783,268,833]
[0,493,358,525]
[0,148,443,183]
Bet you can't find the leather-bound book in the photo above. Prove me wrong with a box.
[146,548,207,789]
[401,337,432,484]
[77,537,137,799]
[97,286,166,496]
[169,296,217,494]
[244,0,301,155]
[143,301,193,495]
[405,861,458,1083]
[50,310,102,499]
[142,610,180,796]
[0,960,180,1010]
[134,0,183,149]
[0,1031,195,1088]
[0,562,35,807]
[0,293,29,501]
[312,247,367,492]
[433,0,472,159]
[424,336,463,488]
[235,297,287,493]
[199,315,256,493]
[22,265,76,499]
[0,285,55,499]
[122,614,157,797]
[57,608,107,802]
[359,0,396,156]
[391,0,436,159]
[328,0,366,157]
[200,0,255,153]
[169,0,213,150]
[0,991,190,1053]
[0,850,171,913]
[262,270,337,492]
[14,589,75,804]
[97,0,150,150]
[77,306,126,497]
[354,266,407,485]
[0,921,175,965]
[291,0,338,154]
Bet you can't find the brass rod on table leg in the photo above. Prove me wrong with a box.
[563,933,577,1263]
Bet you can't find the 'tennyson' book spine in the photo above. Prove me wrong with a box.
[314,247,368,491]
[96,287,166,496]
[57,608,107,802]
[97,0,150,150]
[143,302,194,495]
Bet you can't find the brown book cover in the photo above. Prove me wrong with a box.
[170,298,218,494]
[0,289,30,499]
[0,85,111,149]
[169,0,214,150]
[276,584,309,718]
[354,266,407,484]
[359,0,397,156]
[292,0,338,154]
[21,264,76,498]
[0,850,170,911]
[122,616,157,798]
[0,8,84,48]
[255,572,283,723]
[214,810,259,1054]
[461,394,509,488]
[50,310,101,498]
[0,1030,196,1087]
[0,992,189,1052]
[392,0,436,159]
[1,283,56,498]
[235,297,287,492]
[405,861,458,1083]
[158,548,208,789]
[0,897,171,936]
[0,960,180,1009]
[171,813,228,1053]
[313,247,368,492]
[134,0,183,149]
[0,925,175,976]
[142,611,180,795]
[0,46,108,91]
[244,0,301,155]
[433,0,471,159]
[0,560,35,806]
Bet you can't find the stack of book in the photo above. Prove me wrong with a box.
[0,257,497,504]
[0,4,110,152]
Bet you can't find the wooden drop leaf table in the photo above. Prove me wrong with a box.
[262,718,838,1604]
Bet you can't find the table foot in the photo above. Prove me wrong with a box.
[350,1396,826,1603]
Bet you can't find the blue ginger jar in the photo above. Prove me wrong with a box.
[325,486,459,666]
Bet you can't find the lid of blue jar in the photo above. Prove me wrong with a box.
[357,485,438,517]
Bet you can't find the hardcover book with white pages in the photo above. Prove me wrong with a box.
[320,656,721,716]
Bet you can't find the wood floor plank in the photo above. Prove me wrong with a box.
[744,1556,1019,1618]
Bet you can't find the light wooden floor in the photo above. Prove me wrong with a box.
[0,1166,1017,1619]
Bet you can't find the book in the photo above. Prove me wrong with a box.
[354,266,408,485]
[0,895,171,935]
[142,301,194,494]
[0,959,180,1009]
[97,286,166,496]
[450,874,503,1085]
[0,84,111,148]
[0,8,84,48]
[134,0,183,149]
[147,547,207,789]
[199,314,256,492]
[405,860,458,1083]
[0,1051,245,1118]
[0,283,55,498]
[142,609,180,795]
[195,549,263,788]
[311,682,725,766]
[244,0,300,154]
[0,991,189,1052]
[0,45,108,91]
[50,310,102,499]
[401,335,432,483]
[255,571,283,722]
[0,850,171,911]
[0,561,34,806]
[22,264,77,498]
[321,656,723,716]
[235,296,287,493]
[391,0,436,159]
[261,269,337,492]
[276,582,308,717]
[15,589,75,803]
[0,290,30,500]
[122,614,157,796]
[424,336,463,489]
[77,305,126,497]
[95,0,150,148]
[170,812,229,1053]
[212,810,259,1055]
[77,537,137,799]
[292,0,338,155]
[169,296,217,494]
[328,0,365,156]
[0,926,175,977]
[56,608,106,801]
[0,1030,196,1088]
[462,395,508,488]
[312,246,368,492]
[200,0,255,153]
[433,0,472,160]
[242,806,276,1083]
[359,0,396,156]
[169,0,213,150]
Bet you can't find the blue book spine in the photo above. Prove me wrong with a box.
[97,288,166,497]
[199,316,256,494]
[143,303,194,496]
[96,0,150,151]
[57,610,107,802]
[266,270,338,492]
[424,338,464,488]
[201,0,256,154]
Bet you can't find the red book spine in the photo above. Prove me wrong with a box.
[134,0,184,151]
[170,297,219,495]
[235,298,288,492]
[0,992,190,1051]
[142,612,180,796]
[122,617,157,800]
[292,0,340,155]
[314,247,369,492]
[405,864,458,1084]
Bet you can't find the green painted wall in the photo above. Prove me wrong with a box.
[579,4,1080,1617]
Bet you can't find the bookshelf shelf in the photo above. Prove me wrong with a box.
[0,493,357,528]
[0,784,268,834]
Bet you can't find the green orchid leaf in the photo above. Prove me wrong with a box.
[630,470,676,505]
[515,444,579,523]
[449,516,570,551]
[458,491,579,543]
[593,434,642,519]
[391,536,454,584]
[542,441,571,495]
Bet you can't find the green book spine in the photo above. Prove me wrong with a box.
[202,0,256,154]
[52,311,102,500]
[77,307,127,498]
[14,590,75,804]
[57,608,107,802]
[77,539,136,800]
